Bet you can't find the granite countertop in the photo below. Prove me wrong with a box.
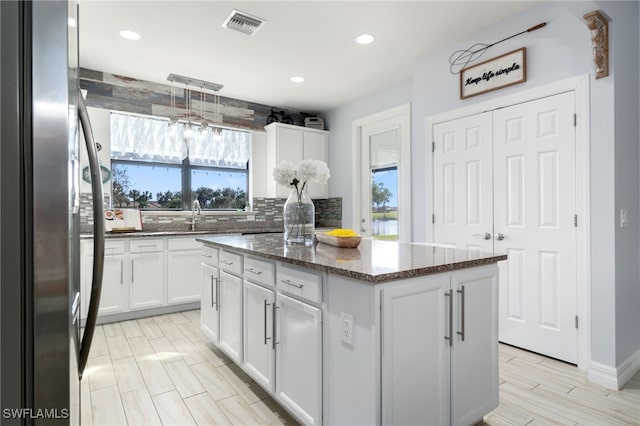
[80,229,283,239]
[197,234,507,284]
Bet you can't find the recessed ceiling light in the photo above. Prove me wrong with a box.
[68,17,76,28]
[356,34,375,45]
[290,76,304,83]
[119,30,141,41]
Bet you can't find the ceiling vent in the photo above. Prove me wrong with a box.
[222,10,265,36]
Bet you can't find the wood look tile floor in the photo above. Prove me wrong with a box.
[82,310,640,425]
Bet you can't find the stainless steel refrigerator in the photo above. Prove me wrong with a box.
[1,1,105,424]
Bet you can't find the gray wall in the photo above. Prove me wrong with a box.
[325,1,640,370]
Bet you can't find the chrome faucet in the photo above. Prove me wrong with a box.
[191,199,201,231]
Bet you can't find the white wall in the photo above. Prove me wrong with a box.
[79,107,112,197]
[325,1,640,373]
[325,79,412,231]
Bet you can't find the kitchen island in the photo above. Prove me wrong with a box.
[197,234,506,426]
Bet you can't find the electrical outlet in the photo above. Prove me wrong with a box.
[620,208,629,228]
[340,312,354,345]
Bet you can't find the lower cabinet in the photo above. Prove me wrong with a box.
[130,252,165,309]
[167,249,201,304]
[81,236,203,322]
[275,293,322,426]
[243,281,275,391]
[201,248,323,426]
[201,263,220,343]
[381,267,499,426]
[219,270,243,364]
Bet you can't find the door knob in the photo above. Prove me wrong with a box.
[495,233,507,241]
[472,232,492,240]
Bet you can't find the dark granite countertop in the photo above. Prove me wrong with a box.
[80,229,283,239]
[196,234,507,284]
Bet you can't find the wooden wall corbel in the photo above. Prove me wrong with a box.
[583,10,609,79]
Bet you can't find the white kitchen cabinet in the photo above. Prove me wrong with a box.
[381,276,450,425]
[167,242,201,304]
[275,293,322,426]
[129,239,165,310]
[201,262,220,343]
[265,122,329,198]
[381,267,498,426]
[450,269,499,426]
[219,270,243,364]
[81,240,127,317]
[243,281,275,392]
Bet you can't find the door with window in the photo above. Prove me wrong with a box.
[355,104,410,241]
[433,92,578,364]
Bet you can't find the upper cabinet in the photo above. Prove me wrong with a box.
[264,123,329,199]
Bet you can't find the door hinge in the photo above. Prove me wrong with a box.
[573,113,577,127]
[432,214,435,224]
[574,214,578,227]
[432,141,435,153]
[575,315,579,329]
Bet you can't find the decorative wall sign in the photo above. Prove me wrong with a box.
[460,48,526,99]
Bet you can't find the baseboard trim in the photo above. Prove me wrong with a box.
[588,349,640,390]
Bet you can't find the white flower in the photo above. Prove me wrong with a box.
[273,159,330,191]
[273,161,296,187]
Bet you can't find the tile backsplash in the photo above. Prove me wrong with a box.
[80,194,342,234]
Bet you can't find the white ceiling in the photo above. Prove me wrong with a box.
[78,1,540,113]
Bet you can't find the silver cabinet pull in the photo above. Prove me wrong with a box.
[245,267,263,275]
[120,259,123,284]
[136,244,159,249]
[472,233,492,240]
[210,275,219,308]
[444,290,453,347]
[264,299,272,345]
[456,285,465,342]
[217,277,221,311]
[220,259,234,266]
[280,279,303,289]
[272,304,279,350]
[495,233,508,241]
[201,254,212,258]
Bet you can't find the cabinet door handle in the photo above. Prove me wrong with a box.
[120,259,123,284]
[201,254,212,258]
[272,304,279,350]
[245,267,263,275]
[456,285,465,342]
[280,279,303,289]
[131,259,134,284]
[136,244,158,248]
[217,277,221,311]
[264,299,272,345]
[444,290,453,347]
[221,259,234,266]
[211,275,219,308]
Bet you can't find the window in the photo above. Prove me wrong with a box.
[110,112,250,210]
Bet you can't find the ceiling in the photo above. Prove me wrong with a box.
[78,1,540,113]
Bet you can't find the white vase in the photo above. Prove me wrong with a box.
[283,187,315,246]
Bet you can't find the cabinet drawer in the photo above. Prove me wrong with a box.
[168,237,201,251]
[103,240,126,255]
[201,246,219,267]
[130,239,164,253]
[219,250,243,275]
[277,264,322,304]
[243,256,275,287]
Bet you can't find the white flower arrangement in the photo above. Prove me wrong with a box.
[273,160,330,197]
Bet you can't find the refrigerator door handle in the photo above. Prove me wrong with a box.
[78,95,105,378]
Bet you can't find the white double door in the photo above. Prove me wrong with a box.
[433,92,578,364]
